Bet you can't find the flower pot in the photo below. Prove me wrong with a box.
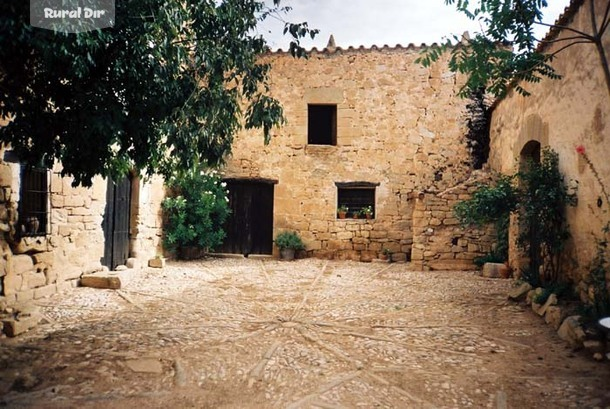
[26,217,39,234]
[352,213,359,219]
[365,214,372,220]
[280,248,295,261]
[337,212,346,219]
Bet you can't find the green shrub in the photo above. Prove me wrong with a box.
[275,231,305,250]
[162,166,230,254]
[454,148,577,286]
[518,148,577,285]
[454,174,517,263]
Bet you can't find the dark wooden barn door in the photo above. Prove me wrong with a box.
[103,176,132,269]
[220,180,274,255]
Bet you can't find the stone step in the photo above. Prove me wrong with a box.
[80,269,133,290]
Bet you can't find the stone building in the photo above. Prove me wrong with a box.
[0,148,164,305]
[219,40,495,267]
[489,0,610,293]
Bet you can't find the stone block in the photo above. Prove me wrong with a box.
[369,230,388,239]
[536,293,557,316]
[336,231,353,240]
[0,164,13,185]
[360,251,376,262]
[81,269,133,289]
[16,289,34,302]
[557,316,586,349]
[481,263,510,279]
[3,273,23,295]
[147,257,165,269]
[2,315,41,337]
[508,282,532,301]
[34,285,56,299]
[24,272,47,289]
[544,306,565,330]
[11,255,34,276]
[64,195,85,207]
[14,237,48,254]
[81,273,122,290]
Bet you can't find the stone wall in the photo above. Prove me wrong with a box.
[489,0,610,291]
[0,157,164,306]
[223,44,476,261]
[411,171,496,270]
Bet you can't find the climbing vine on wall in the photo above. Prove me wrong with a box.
[464,88,491,169]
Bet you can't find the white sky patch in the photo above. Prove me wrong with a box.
[258,0,573,50]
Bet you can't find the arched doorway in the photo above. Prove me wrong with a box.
[517,140,542,278]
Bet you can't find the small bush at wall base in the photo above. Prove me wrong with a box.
[274,231,305,251]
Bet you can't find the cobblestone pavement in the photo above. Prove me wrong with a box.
[1,258,609,408]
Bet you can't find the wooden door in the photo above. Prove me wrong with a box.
[220,180,274,255]
[103,176,132,269]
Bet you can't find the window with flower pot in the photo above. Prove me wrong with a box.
[19,166,49,236]
[336,182,378,219]
[308,104,337,145]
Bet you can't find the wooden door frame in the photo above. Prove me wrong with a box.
[220,178,277,256]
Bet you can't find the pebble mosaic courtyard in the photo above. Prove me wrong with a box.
[1,258,609,408]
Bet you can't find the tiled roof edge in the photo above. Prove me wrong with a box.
[266,42,446,56]
[536,0,586,53]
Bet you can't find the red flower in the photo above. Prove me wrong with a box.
[576,145,586,155]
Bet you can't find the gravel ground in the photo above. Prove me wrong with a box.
[1,258,609,408]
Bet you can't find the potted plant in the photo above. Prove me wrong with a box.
[337,205,348,219]
[275,231,305,261]
[360,206,373,219]
[382,248,392,263]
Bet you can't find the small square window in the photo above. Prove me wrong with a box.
[308,104,337,145]
[19,166,49,236]
[337,185,376,219]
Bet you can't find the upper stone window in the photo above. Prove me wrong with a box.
[308,104,337,145]
[19,166,49,236]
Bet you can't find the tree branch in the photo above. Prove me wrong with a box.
[533,20,596,41]
[590,0,598,35]
[598,0,610,35]
[537,34,594,45]
[549,40,595,58]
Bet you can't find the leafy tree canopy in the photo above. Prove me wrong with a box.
[417,0,610,98]
[0,1,317,186]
